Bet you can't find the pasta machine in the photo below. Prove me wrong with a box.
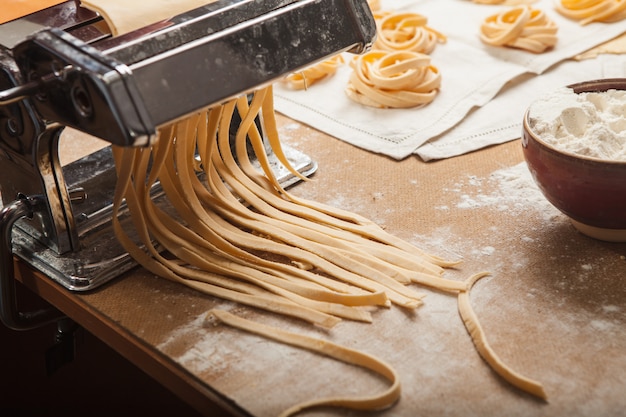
[0,0,376,329]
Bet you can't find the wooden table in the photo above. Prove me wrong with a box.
[14,115,626,417]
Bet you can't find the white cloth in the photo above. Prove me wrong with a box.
[416,54,626,160]
[273,0,626,160]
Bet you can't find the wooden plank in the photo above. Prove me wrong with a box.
[1,0,66,24]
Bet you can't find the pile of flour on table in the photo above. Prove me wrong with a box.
[528,87,626,161]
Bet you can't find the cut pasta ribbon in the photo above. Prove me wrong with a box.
[206,309,401,417]
[111,85,464,329]
[373,12,446,54]
[346,50,441,108]
[556,0,626,25]
[480,5,558,53]
[458,272,548,400]
[283,55,345,90]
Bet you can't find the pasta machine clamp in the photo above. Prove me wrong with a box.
[0,0,376,329]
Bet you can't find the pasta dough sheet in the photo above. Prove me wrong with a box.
[82,0,217,35]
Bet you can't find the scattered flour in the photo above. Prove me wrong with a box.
[528,87,626,161]
[478,246,495,256]
[450,162,559,222]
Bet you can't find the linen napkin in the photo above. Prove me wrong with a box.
[416,53,626,160]
[273,0,626,160]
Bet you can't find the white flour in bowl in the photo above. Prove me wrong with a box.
[528,87,626,161]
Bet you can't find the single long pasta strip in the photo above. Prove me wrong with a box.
[458,272,547,400]
[206,309,401,417]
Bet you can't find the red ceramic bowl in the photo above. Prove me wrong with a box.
[522,78,626,242]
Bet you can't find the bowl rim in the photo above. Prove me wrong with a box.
[523,78,626,166]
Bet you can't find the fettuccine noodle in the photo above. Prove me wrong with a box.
[458,273,547,400]
[346,50,441,108]
[373,12,447,54]
[480,5,558,53]
[206,309,401,416]
[282,55,345,90]
[112,87,457,326]
[556,0,626,25]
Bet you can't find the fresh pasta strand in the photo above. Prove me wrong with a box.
[205,309,401,417]
[458,272,548,400]
[373,12,446,54]
[556,0,626,25]
[283,55,345,90]
[225,87,456,272]
[111,146,342,328]
[479,5,558,53]
[112,87,461,324]
[346,50,442,108]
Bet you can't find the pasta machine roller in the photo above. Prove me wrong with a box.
[0,0,376,329]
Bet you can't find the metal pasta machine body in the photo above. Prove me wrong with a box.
[0,0,376,329]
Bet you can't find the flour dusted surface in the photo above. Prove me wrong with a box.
[528,87,626,161]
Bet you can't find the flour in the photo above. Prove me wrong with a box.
[451,162,559,222]
[528,87,626,161]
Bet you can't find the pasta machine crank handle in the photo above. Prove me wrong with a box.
[0,194,64,330]
[0,65,74,105]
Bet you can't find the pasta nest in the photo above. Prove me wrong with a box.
[480,5,558,53]
[283,55,345,90]
[373,12,447,54]
[555,0,626,25]
[345,50,442,109]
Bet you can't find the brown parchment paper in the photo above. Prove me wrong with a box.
[74,115,626,417]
